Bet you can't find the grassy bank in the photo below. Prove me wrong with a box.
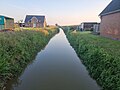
[65,31,120,90]
[0,27,58,89]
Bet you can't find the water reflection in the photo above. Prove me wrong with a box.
[5,29,100,90]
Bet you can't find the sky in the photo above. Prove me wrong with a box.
[0,0,112,25]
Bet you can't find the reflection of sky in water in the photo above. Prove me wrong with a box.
[6,29,100,90]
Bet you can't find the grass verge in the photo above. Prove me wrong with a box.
[65,31,120,90]
[0,27,58,89]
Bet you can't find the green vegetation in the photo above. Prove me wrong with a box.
[0,27,58,89]
[65,31,120,90]
[61,25,78,33]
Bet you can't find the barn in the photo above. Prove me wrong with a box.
[0,15,14,31]
[99,0,120,40]
[24,15,47,28]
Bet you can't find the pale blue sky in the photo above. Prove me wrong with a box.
[0,0,112,25]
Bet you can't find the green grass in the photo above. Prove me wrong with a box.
[0,27,58,89]
[66,31,120,90]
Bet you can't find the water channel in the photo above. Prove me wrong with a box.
[6,28,100,90]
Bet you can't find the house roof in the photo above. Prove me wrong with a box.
[24,15,45,23]
[99,0,120,16]
[81,22,98,24]
[0,15,14,19]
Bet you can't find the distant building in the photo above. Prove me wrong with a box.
[24,15,47,28]
[14,23,25,28]
[19,23,25,27]
[93,23,100,34]
[80,22,98,31]
[0,15,14,30]
[99,0,120,40]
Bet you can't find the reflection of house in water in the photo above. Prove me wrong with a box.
[24,15,47,28]
[0,15,14,30]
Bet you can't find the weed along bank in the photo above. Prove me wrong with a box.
[0,15,14,31]
[4,29,100,90]
[64,29,120,90]
[0,27,58,89]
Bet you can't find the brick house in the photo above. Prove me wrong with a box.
[24,15,47,28]
[99,0,120,40]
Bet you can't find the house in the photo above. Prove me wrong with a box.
[80,22,98,31]
[93,23,100,34]
[0,15,14,30]
[99,0,120,40]
[24,15,47,28]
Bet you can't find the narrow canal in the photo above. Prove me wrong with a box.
[6,28,100,90]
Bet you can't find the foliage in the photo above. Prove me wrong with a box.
[0,27,58,89]
[66,31,120,90]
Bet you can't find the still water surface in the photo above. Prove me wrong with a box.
[6,29,100,90]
